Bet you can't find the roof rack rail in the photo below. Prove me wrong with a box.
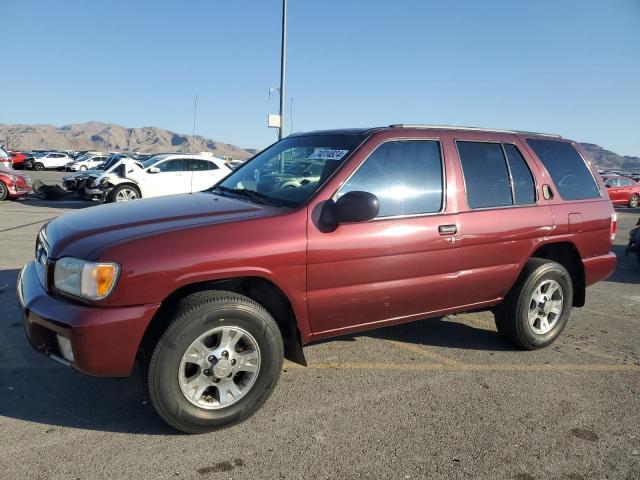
[388,124,562,138]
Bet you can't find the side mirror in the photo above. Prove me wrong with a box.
[148,166,160,174]
[605,184,611,188]
[320,191,379,228]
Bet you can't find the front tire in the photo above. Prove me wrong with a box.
[34,162,44,171]
[629,194,639,208]
[146,291,284,433]
[0,181,8,201]
[109,184,141,202]
[495,258,573,350]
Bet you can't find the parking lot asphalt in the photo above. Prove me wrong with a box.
[1,170,639,480]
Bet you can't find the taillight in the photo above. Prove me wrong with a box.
[610,213,617,242]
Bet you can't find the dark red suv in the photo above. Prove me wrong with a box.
[18,125,617,432]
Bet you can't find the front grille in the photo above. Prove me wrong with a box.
[35,230,50,267]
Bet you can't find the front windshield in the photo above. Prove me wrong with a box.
[217,134,366,207]
[141,155,168,169]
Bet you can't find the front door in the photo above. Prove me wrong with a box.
[143,158,191,197]
[307,139,460,335]
[605,178,626,205]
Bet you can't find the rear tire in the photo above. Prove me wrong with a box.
[629,194,639,208]
[146,291,284,433]
[495,258,573,350]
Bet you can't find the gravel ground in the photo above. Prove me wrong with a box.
[1,171,639,480]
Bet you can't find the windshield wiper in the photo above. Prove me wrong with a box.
[213,185,270,205]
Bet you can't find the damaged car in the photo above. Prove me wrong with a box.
[62,154,130,194]
[84,153,232,202]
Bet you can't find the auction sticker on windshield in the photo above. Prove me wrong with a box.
[307,149,349,160]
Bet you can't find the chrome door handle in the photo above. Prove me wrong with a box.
[438,224,457,235]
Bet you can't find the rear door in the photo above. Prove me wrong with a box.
[451,137,555,306]
[45,153,66,168]
[307,137,461,335]
[142,158,191,197]
[189,159,223,192]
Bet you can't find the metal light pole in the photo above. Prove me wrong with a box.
[192,93,198,153]
[278,0,287,140]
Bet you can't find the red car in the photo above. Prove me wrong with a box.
[9,151,28,169]
[602,175,640,208]
[0,166,32,200]
[18,125,617,432]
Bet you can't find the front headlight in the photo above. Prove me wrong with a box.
[54,257,120,301]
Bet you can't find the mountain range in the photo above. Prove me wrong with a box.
[0,122,638,171]
[578,143,639,172]
[0,122,253,160]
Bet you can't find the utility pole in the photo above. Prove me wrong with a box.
[278,0,287,140]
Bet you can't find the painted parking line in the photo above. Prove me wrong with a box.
[284,361,639,373]
[387,339,464,366]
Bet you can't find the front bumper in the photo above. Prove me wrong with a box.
[82,185,108,201]
[17,260,161,377]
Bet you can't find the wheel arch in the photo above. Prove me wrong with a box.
[140,275,307,368]
[529,241,585,307]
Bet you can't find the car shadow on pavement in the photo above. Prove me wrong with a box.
[325,315,516,352]
[12,196,95,210]
[0,267,174,435]
[606,244,640,285]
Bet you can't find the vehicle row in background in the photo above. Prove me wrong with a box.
[63,153,233,203]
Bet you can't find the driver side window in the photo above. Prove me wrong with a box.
[337,140,444,218]
[156,159,185,172]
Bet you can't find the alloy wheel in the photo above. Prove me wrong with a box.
[178,326,261,410]
[527,279,563,335]
[115,188,138,201]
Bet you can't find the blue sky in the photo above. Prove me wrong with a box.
[1,0,639,154]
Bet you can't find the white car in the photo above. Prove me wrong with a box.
[31,152,74,170]
[85,153,233,202]
[65,153,109,171]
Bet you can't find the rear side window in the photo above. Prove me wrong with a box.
[618,177,631,186]
[457,142,512,209]
[503,144,535,205]
[526,139,600,200]
[188,159,215,171]
[338,140,443,217]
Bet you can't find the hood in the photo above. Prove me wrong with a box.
[45,193,284,259]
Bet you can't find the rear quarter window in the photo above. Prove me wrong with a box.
[526,139,600,200]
